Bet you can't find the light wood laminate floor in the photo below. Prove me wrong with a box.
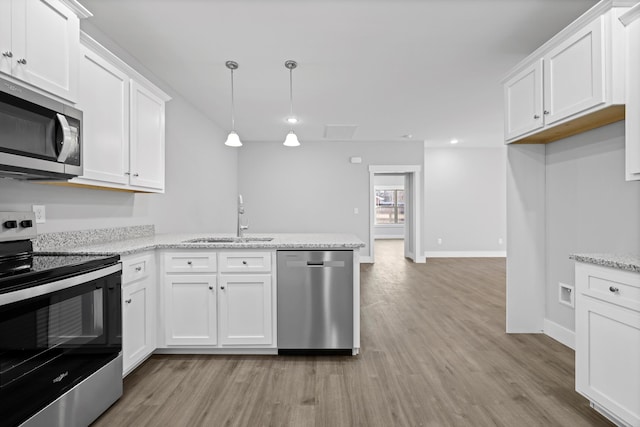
[93,240,612,426]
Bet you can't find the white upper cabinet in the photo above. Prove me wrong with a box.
[0,0,85,102]
[504,59,543,140]
[543,17,605,125]
[621,3,640,181]
[503,1,628,144]
[130,81,165,191]
[75,44,129,185]
[71,33,170,193]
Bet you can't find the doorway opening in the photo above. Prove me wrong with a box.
[368,165,423,263]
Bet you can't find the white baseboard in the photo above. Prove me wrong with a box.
[360,256,373,263]
[424,251,507,258]
[543,318,575,350]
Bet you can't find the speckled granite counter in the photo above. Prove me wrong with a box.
[35,232,365,256]
[570,253,640,273]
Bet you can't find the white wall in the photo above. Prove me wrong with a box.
[237,140,423,257]
[546,122,640,331]
[373,174,404,239]
[424,146,507,256]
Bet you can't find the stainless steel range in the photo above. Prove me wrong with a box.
[0,212,122,427]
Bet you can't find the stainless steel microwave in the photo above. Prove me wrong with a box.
[0,76,82,180]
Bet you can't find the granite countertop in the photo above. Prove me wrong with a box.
[570,253,640,273]
[35,232,366,256]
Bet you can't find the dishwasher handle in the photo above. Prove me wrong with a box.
[285,260,346,268]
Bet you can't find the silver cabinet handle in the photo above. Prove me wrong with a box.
[209,286,213,290]
[17,58,26,64]
[125,299,132,304]
[2,51,12,58]
[242,260,247,265]
[543,110,550,115]
[609,286,619,293]
[533,114,540,119]
[221,286,225,290]
[187,260,192,265]
[135,266,143,272]
[133,173,139,177]
[124,172,131,176]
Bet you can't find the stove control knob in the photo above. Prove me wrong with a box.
[20,220,33,228]
[3,220,18,229]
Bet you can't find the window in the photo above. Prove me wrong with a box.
[375,188,405,224]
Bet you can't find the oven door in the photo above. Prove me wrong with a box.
[0,265,121,427]
[0,78,81,179]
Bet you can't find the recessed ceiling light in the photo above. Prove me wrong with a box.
[402,134,413,139]
[450,139,459,144]
[286,116,299,124]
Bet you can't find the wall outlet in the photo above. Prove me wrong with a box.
[437,238,442,245]
[559,282,574,308]
[32,205,46,224]
[354,208,359,214]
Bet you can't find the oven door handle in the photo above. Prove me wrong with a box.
[56,113,76,163]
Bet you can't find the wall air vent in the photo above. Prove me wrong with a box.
[324,124,359,140]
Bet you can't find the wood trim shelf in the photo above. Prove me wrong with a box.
[509,105,625,144]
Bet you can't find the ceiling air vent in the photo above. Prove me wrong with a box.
[324,124,358,140]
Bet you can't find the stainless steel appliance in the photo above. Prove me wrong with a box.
[0,76,82,180]
[277,250,353,355]
[0,212,122,427]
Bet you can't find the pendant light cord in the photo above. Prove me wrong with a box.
[289,67,294,129]
[230,67,236,131]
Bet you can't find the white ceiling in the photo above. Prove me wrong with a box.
[77,0,598,147]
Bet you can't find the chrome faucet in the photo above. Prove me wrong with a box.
[237,194,249,238]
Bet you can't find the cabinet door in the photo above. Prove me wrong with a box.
[0,1,11,76]
[130,80,165,191]
[11,0,79,101]
[576,296,640,426]
[504,59,543,141]
[74,45,130,185]
[543,17,605,125]
[122,278,156,376]
[165,275,217,346]
[219,274,272,346]
[625,13,640,181]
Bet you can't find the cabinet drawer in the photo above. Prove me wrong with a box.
[122,253,154,284]
[579,264,640,311]
[164,252,217,273]
[219,252,271,273]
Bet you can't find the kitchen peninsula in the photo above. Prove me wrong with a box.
[34,226,364,375]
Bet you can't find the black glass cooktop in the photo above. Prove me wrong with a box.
[0,241,120,294]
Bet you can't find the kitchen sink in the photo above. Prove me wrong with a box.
[182,237,274,243]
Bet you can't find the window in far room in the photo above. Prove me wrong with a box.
[375,188,405,224]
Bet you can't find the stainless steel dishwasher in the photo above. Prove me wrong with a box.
[277,250,353,355]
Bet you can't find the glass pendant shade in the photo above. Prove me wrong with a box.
[224,131,242,147]
[283,130,300,147]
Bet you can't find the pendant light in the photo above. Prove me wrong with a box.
[283,60,300,147]
[224,60,242,147]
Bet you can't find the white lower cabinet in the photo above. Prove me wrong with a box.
[219,274,272,346]
[164,275,217,346]
[575,263,640,427]
[121,252,156,376]
[160,250,276,350]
